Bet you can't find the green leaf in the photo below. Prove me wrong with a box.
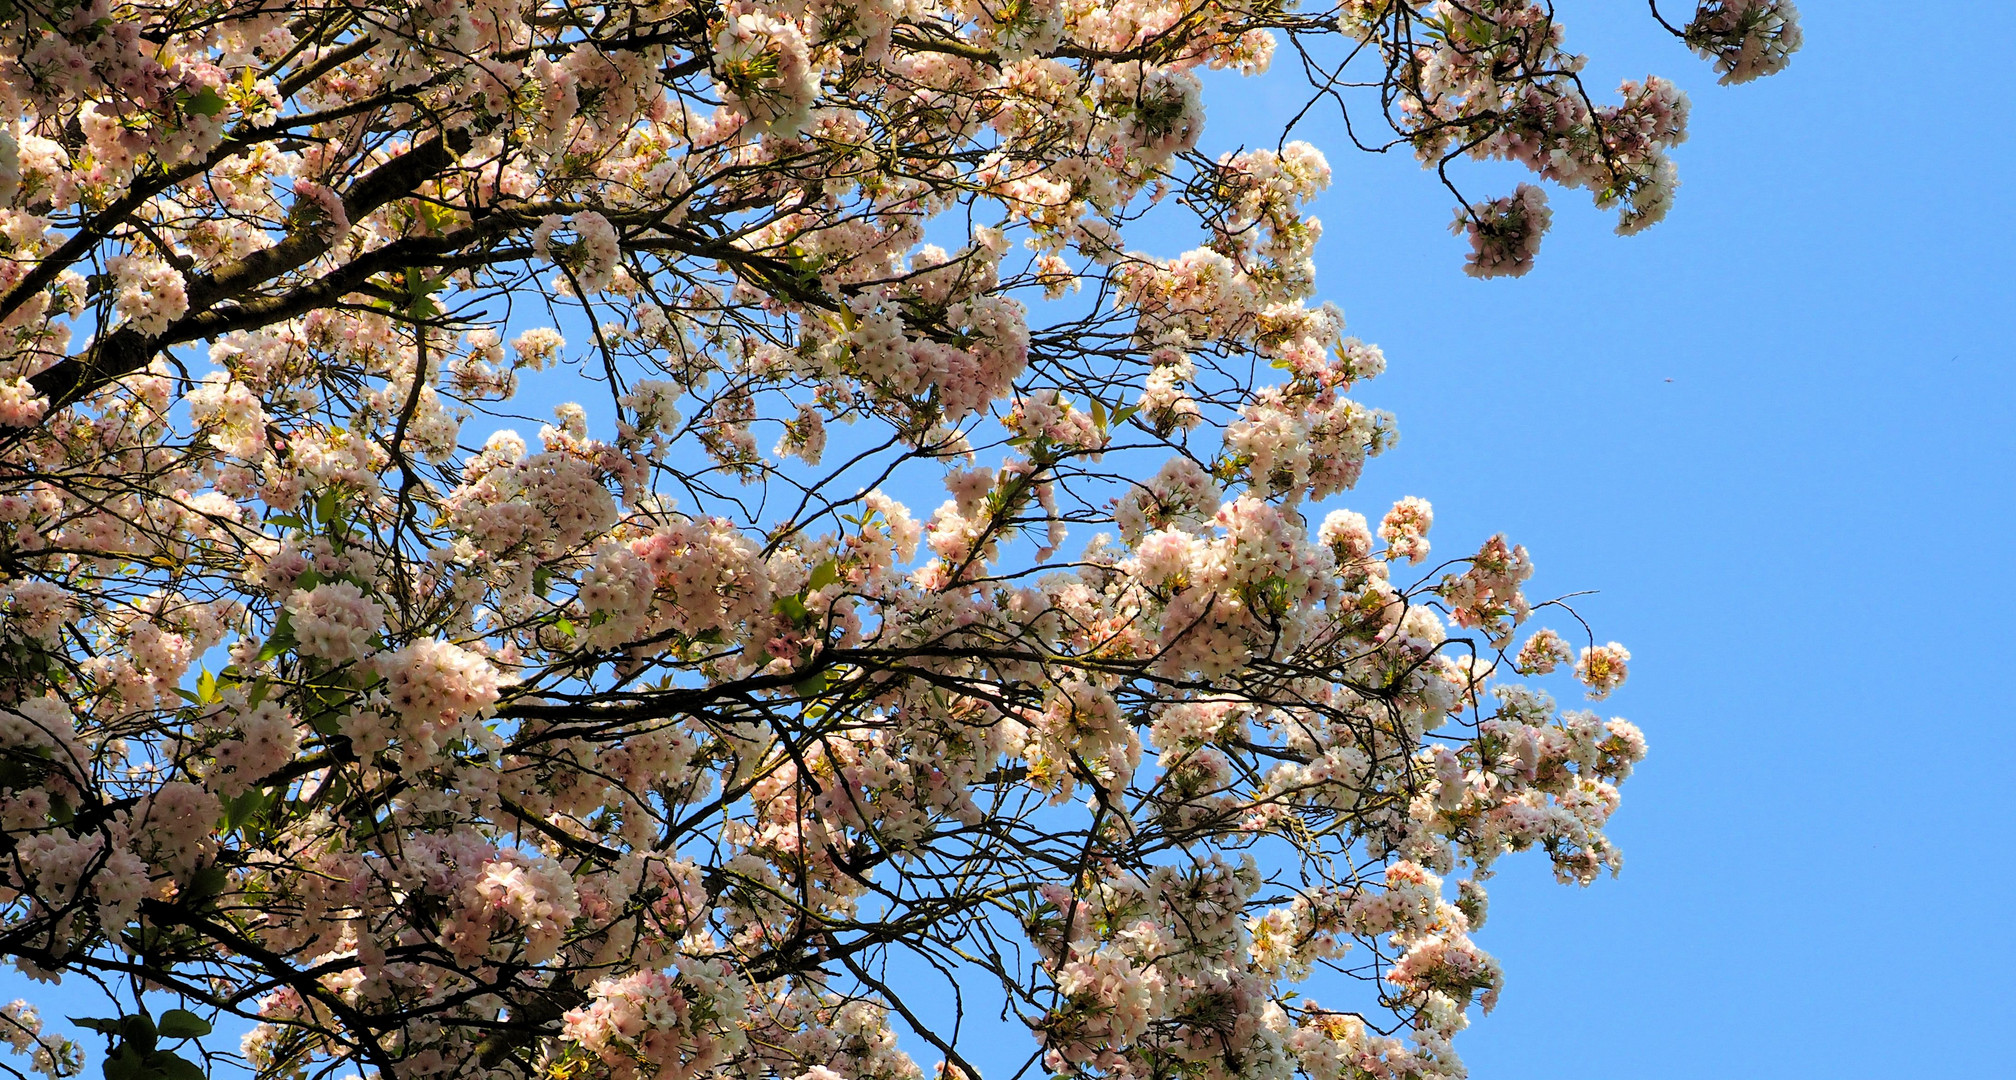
[119,1013,155,1053]
[555,618,577,638]
[195,668,217,706]
[257,611,296,662]
[315,489,340,526]
[67,1017,121,1035]
[806,559,840,592]
[183,86,228,117]
[1089,396,1107,432]
[267,514,304,530]
[223,789,270,832]
[793,670,829,697]
[773,594,808,622]
[155,1011,211,1040]
[102,1044,144,1080]
[150,1052,207,1080]
[184,864,227,903]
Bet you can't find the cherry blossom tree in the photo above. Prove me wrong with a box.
[0,2,1796,1080]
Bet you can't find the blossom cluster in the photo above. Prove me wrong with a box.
[1684,1,1805,85]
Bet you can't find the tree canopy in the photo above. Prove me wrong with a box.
[0,2,1797,1080]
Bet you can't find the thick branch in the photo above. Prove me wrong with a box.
[30,126,474,409]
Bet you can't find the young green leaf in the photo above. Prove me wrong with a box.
[156,1010,211,1039]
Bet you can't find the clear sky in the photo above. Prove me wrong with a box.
[1212,3,2016,1076]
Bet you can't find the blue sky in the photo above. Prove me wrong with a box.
[1229,4,2016,1076]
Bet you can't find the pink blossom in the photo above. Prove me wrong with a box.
[284,580,384,663]
[1379,496,1434,564]
[1575,642,1632,700]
